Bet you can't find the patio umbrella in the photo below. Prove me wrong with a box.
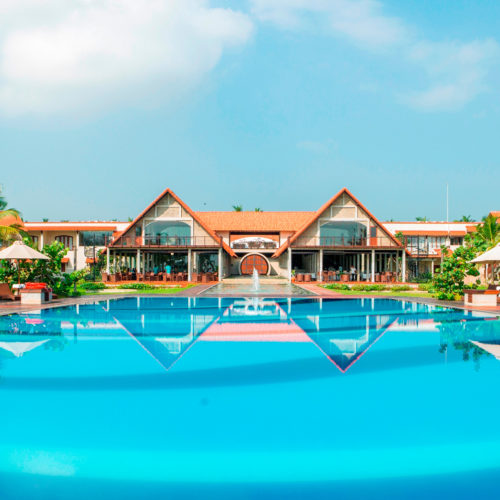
[0,240,49,285]
[0,339,49,358]
[471,243,500,263]
[471,341,500,360]
[472,244,500,283]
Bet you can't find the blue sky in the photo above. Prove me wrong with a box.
[0,0,499,222]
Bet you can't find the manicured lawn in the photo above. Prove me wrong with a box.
[321,288,436,298]
[320,285,436,299]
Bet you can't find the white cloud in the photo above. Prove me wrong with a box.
[250,0,499,111]
[405,39,500,111]
[251,0,407,49]
[0,0,253,115]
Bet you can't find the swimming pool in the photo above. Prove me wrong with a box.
[0,297,499,499]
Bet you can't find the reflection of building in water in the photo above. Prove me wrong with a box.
[111,297,223,371]
[289,299,402,372]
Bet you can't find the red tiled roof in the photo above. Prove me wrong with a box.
[0,214,24,227]
[401,230,466,236]
[195,211,314,232]
[110,188,237,257]
[24,224,120,231]
[273,188,404,257]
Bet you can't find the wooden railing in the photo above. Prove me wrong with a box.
[292,236,398,248]
[109,235,221,248]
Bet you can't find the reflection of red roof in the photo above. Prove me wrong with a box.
[196,212,313,232]
[200,321,310,342]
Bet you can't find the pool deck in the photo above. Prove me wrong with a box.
[0,283,499,316]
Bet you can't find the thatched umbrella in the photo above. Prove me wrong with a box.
[0,240,49,285]
[472,244,500,284]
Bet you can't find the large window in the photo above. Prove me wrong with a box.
[320,221,367,245]
[79,231,113,246]
[55,235,73,250]
[144,221,191,245]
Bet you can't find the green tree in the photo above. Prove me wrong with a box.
[416,216,428,221]
[0,186,25,244]
[254,208,263,212]
[432,245,480,300]
[454,215,473,222]
[474,214,499,250]
[0,241,83,296]
[394,231,405,245]
[232,204,243,212]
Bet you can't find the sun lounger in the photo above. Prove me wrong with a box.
[0,283,20,301]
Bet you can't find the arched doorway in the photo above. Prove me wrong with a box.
[240,254,269,275]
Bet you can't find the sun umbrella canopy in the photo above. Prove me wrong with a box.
[0,240,49,261]
[472,244,500,264]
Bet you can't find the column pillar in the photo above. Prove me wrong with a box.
[218,248,223,281]
[106,247,110,274]
[402,250,407,283]
[371,249,375,282]
[40,231,44,250]
[136,249,140,275]
[431,259,435,276]
[188,249,192,281]
[318,249,323,282]
[74,231,79,271]
[288,248,292,282]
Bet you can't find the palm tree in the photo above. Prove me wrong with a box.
[0,187,24,244]
[415,216,428,222]
[232,205,243,212]
[475,215,500,249]
[455,215,473,222]
[254,208,263,212]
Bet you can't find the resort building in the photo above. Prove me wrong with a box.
[106,187,406,282]
[6,187,495,283]
[6,220,129,273]
[383,221,478,278]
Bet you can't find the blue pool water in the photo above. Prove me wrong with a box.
[0,297,499,499]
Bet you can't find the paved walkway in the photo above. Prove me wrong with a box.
[1,283,499,316]
[296,283,500,314]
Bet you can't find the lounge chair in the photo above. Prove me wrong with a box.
[0,283,20,301]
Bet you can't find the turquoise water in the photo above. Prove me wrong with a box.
[0,297,499,499]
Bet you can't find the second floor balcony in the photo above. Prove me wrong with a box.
[292,236,399,248]
[110,235,221,248]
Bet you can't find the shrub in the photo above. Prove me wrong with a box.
[79,282,106,290]
[117,283,155,290]
[323,283,350,291]
[433,245,480,300]
[418,283,434,292]
[390,285,412,292]
[365,284,388,291]
[351,284,388,292]
[410,272,433,283]
[350,284,367,291]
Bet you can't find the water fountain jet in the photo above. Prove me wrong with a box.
[252,268,261,292]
